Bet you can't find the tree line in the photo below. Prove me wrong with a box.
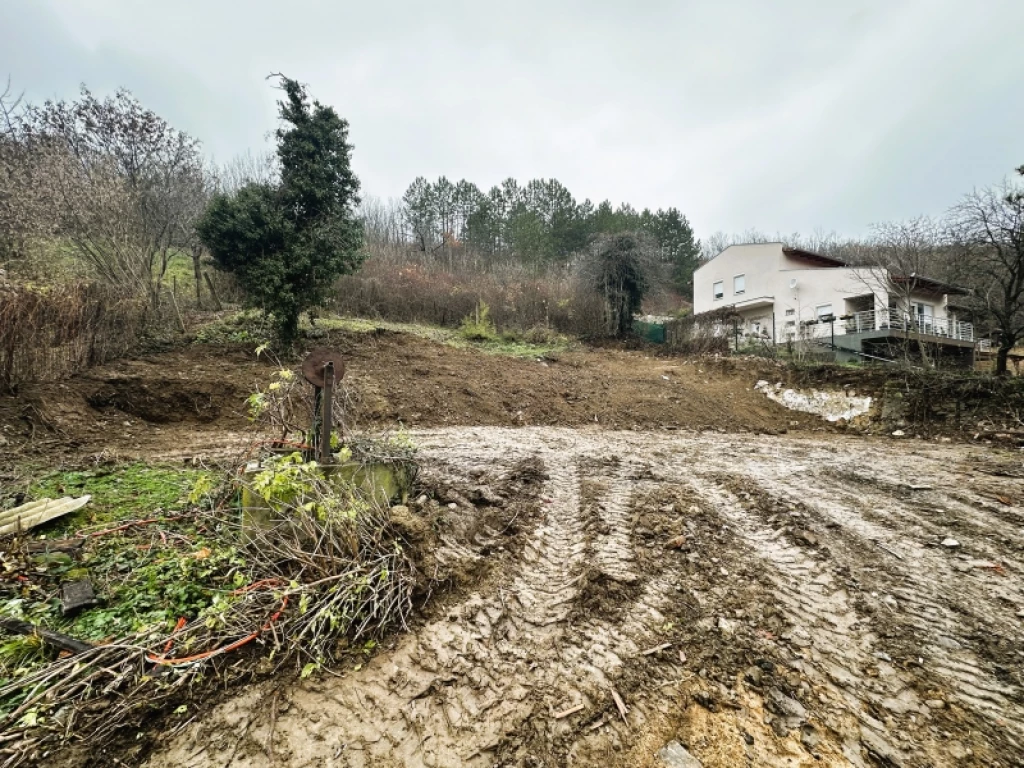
[397,175,701,293]
[2,74,1021,366]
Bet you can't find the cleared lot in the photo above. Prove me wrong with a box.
[145,428,1024,768]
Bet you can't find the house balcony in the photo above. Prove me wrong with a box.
[798,309,975,349]
[840,309,973,342]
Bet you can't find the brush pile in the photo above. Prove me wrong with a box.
[0,445,418,768]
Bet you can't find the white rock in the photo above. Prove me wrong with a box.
[941,538,961,548]
[892,430,906,437]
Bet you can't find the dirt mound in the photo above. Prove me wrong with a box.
[1,332,806,468]
[85,376,236,423]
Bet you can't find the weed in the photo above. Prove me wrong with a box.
[192,309,271,346]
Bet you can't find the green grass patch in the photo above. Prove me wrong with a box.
[315,315,577,359]
[191,309,272,345]
[158,250,201,290]
[27,463,211,535]
[189,309,577,358]
[2,463,234,691]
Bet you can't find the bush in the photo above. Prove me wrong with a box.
[331,244,609,338]
[0,281,148,391]
[458,301,498,341]
[664,306,737,356]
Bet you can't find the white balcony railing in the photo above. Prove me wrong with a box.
[799,309,974,342]
[841,309,974,341]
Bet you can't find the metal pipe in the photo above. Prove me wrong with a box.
[320,361,334,465]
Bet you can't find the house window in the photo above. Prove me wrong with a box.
[733,274,745,295]
[785,309,794,316]
[816,304,834,321]
[713,281,724,300]
[913,302,934,318]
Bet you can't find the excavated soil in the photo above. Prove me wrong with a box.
[139,428,1024,768]
[0,333,802,470]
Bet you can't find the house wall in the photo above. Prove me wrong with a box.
[693,243,783,315]
[693,244,955,342]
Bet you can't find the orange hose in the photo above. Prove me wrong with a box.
[146,581,288,666]
[161,617,188,654]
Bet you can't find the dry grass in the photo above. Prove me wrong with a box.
[0,281,147,392]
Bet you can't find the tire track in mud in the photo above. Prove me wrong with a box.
[146,438,669,768]
[683,474,908,768]
[509,456,586,626]
[784,474,1024,746]
[581,458,641,585]
[650,436,1024,765]
[143,429,1024,768]
[763,472,1024,714]
[705,461,1024,762]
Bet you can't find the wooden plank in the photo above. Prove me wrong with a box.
[0,496,90,535]
[24,538,85,554]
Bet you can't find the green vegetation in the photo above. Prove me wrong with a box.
[0,434,417,757]
[313,315,576,358]
[198,76,364,344]
[2,463,227,690]
[458,301,498,341]
[584,232,658,337]
[186,307,576,359]
[28,463,210,534]
[191,308,272,345]
[401,176,701,292]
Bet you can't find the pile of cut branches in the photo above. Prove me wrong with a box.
[0,450,417,767]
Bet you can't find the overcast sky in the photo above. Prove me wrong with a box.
[2,0,1021,240]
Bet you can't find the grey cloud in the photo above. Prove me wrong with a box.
[2,0,1021,239]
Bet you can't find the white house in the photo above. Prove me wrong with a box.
[692,243,975,362]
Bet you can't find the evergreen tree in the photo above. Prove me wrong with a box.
[640,207,700,294]
[583,233,658,337]
[197,77,363,343]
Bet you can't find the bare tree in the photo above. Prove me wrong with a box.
[360,195,406,247]
[21,86,206,303]
[0,77,57,263]
[216,149,278,193]
[856,218,950,364]
[949,172,1024,374]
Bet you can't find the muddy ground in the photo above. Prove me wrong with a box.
[3,332,1023,767]
[137,428,1024,768]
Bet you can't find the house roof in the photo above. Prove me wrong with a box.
[699,242,849,269]
[781,247,848,268]
[890,275,969,296]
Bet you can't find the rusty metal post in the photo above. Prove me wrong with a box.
[320,361,334,465]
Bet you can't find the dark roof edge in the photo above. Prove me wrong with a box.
[890,275,969,296]
[782,246,848,268]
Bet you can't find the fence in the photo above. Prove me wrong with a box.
[0,282,148,391]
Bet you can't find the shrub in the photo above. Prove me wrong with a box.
[459,301,498,341]
[331,244,609,338]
